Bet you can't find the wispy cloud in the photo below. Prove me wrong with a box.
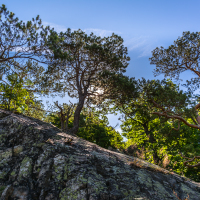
[83,30,155,57]
[138,44,155,57]
[123,35,155,57]
[83,28,121,37]
[42,22,155,57]
[43,22,68,33]
[42,22,118,37]
[124,36,148,50]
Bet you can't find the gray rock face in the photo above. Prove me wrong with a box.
[0,109,200,200]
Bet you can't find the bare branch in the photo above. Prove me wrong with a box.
[179,152,200,168]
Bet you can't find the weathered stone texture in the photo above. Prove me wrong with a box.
[0,109,200,200]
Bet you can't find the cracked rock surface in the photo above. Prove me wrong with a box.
[0,109,200,200]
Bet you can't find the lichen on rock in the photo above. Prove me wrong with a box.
[18,156,32,182]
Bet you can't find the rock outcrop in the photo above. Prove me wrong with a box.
[0,109,200,200]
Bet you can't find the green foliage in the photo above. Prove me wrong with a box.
[45,112,74,129]
[173,135,199,177]
[147,32,200,181]
[114,78,200,181]
[0,70,45,119]
[45,101,76,131]
[119,82,168,164]
[96,71,138,107]
[0,73,32,112]
[23,97,46,120]
[45,113,62,127]
[77,108,124,149]
[47,107,124,149]
[122,105,200,181]
[159,124,200,182]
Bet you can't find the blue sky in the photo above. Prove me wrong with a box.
[2,1,199,131]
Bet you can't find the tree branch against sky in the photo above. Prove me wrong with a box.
[0,4,52,66]
[149,32,200,130]
[150,32,200,92]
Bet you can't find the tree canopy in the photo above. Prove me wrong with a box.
[43,29,130,134]
[149,32,200,130]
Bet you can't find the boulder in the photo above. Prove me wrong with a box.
[0,109,200,200]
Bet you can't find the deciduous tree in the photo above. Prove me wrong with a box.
[0,69,45,119]
[111,78,189,164]
[149,31,200,168]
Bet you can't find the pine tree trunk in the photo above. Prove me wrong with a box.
[69,95,85,135]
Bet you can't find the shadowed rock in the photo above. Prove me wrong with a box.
[0,109,200,200]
